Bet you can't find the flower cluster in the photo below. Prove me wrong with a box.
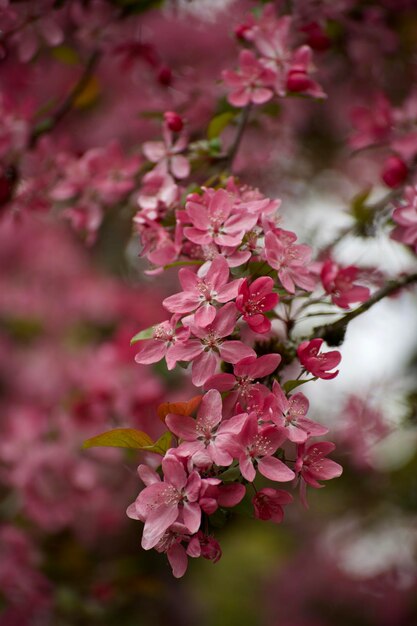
[127,386,342,577]
[126,172,354,575]
[223,5,326,107]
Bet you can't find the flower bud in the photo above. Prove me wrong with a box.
[157,65,172,86]
[381,155,408,188]
[164,111,184,133]
[286,70,312,93]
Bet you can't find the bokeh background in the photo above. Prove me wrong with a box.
[1,1,417,624]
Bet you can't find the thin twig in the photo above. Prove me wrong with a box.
[29,50,101,148]
[226,103,252,170]
[311,272,417,345]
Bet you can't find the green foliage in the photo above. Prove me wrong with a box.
[83,428,171,454]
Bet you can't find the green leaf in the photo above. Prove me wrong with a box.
[150,431,172,455]
[83,428,172,455]
[51,45,80,65]
[83,428,154,450]
[207,112,236,139]
[217,465,241,482]
[130,326,154,344]
[283,378,314,393]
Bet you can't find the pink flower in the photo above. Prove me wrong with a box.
[205,354,281,408]
[271,381,328,443]
[265,229,316,293]
[253,487,293,523]
[296,441,343,507]
[297,339,341,380]
[391,185,417,253]
[321,260,370,309]
[191,532,222,563]
[168,302,256,386]
[184,188,258,248]
[135,170,180,217]
[152,523,192,578]
[286,46,326,99]
[229,414,294,483]
[164,111,184,133]
[236,277,279,333]
[128,456,202,550]
[222,49,275,107]
[350,93,393,150]
[163,256,242,327]
[134,315,189,370]
[381,155,408,188]
[143,122,190,179]
[165,389,246,466]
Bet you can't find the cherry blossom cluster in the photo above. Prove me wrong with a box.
[350,91,417,189]
[126,165,380,574]
[223,4,326,107]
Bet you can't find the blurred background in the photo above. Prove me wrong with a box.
[1,1,417,624]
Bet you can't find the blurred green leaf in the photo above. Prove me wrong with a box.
[51,45,80,65]
[83,428,154,450]
[207,112,236,139]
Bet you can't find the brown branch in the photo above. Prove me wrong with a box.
[29,50,101,148]
[226,103,252,171]
[311,272,417,346]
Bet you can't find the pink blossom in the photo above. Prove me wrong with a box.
[297,339,341,380]
[381,155,408,188]
[222,49,275,107]
[135,170,180,217]
[236,277,279,333]
[165,389,246,466]
[286,46,326,99]
[229,413,294,483]
[183,188,258,248]
[321,260,370,309]
[350,93,393,150]
[265,229,316,293]
[191,532,222,563]
[163,256,242,327]
[143,122,190,179]
[128,456,203,550]
[296,441,343,506]
[271,381,328,443]
[205,354,281,409]
[164,111,184,133]
[391,185,417,252]
[253,487,293,523]
[168,302,256,386]
[134,315,189,370]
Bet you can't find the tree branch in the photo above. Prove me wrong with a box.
[29,50,101,148]
[226,103,252,171]
[311,272,417,346]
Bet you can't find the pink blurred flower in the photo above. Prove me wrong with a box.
[222,49,275,107]
[143,122,190,179]
[321,259,370,309]
[391,185,417,252]
[253,487,293,523]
